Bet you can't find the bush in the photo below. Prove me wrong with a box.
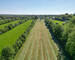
[1,47,15,60]
[13,44,18,54]
[7,24,13,30]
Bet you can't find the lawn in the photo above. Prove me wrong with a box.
[0,20,32,54]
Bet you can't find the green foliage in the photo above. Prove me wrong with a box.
[0,20,14,25]
[45,18,75,60]
[53,24,63,40]
[12,20,35,59]
[54,14,72,21]
[0,20,22,34]
[0,20,32,54]
[70,17,75,24]
[0,20,35,60]
[45,19,63,41]
[1,47,15,60]
[66,31,75,59]
[0,20,20,29]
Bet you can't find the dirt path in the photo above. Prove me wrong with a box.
[14,20,58,60]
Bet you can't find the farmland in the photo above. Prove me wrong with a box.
[14,20,58,60]
[0,15,75,60]
[0,20,32,54]
[0,0,75,60]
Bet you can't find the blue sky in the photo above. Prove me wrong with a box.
[0,0,75,15]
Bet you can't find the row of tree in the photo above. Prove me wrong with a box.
[45,17,75,60]
[0,15,38,20]
[0,20,26,34]
[53,14,72,21]
[0,20,16,25]
[0,15,38,25]
[0,20,36,60]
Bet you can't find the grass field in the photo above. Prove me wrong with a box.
[0,20,32,54]
[0,20,21,29]
[52,20,65,25]
[14,20,58,60]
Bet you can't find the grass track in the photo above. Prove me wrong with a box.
[14,20,58,60]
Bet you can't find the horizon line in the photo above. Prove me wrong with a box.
[0,13,67,15]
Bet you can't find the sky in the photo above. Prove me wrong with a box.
[0,0,75,15]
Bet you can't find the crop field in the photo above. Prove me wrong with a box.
[14,20,58,60]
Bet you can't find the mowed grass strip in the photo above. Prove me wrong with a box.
[0,20,32,53]
[0,20,21,29]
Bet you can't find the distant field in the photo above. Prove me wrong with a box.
[52,20,65,25]
[0,20,32,54]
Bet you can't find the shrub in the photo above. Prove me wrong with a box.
[13,44,18,54]
[7,24,13,30]
[1,47,15,60]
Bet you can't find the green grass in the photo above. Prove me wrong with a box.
[0,20,32,54]
[0,20,21,29]
[52,20,64,25]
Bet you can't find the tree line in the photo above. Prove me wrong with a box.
[0,20,26,34]
[45,16,75,60]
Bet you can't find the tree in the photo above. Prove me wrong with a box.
[1,47,15,60]
[53,24,63,41]
[65,13,69,15]
[66,31,75,59]
[70,17,75,24]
